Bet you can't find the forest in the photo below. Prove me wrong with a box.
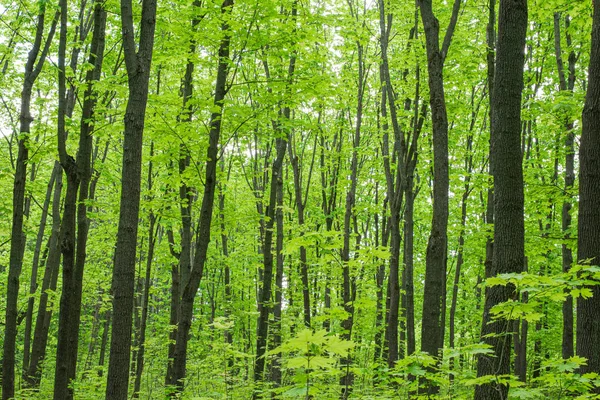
[0,0,599,398]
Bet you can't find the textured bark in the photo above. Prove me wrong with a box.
[419,1,455,384]
[482,0,496,319]
[2,5,58,398]
[475,0,527,398]
[576,0,600,385]
[105,0,157,396]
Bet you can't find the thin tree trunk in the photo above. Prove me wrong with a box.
[168,1,232,391]
[340,8,365,395]
[133,144,157,397]
[253,3,296,392]
[288,135,311,327]
[22,166,56,377]
[554,11,576,360]
[25,164,63,388]
[269,165,285,385]
[378,0,405,367]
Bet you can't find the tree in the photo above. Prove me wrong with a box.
[576,0,600,385]
[105,0,157,396]
[475,0,527,398]
[418,0,460,391]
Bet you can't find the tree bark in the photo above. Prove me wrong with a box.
[419,1,458,383]
[475,0,527,398]
[105,0,157,396]
[576,0,600,386]
[378,0,405,367]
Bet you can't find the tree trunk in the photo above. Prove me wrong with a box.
[105,0,157,396]
[378,0,405,367]
[576,0,600,385]
[269,165,285,385]
[340,13,365,396]
[418,2,460,388]
[288,136,311,327]
[22,165,56,377]
[253,3,296,392]
[475,0,527,398]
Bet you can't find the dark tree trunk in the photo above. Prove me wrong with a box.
[288,136,311,327]
[418,1,460,387]
[378,0,405,367]
[482,0,496,328]
[373,184,388,362]
[162,9,202,377]
[253,4,296,392]
[475,0,527,398]
[2,6,58,399]
[339,12,366,396]
[269,165,285,385]
[168,0,232,390]
[105,0,156,396]
[254,137,287,387]
[576,0,600,386]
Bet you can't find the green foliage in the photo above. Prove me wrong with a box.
[269,329,355,398]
